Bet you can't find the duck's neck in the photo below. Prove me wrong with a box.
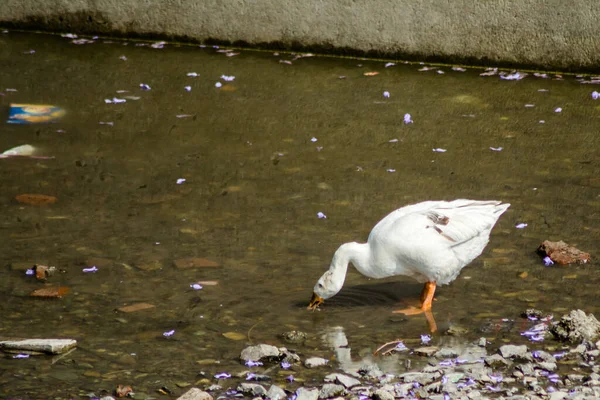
[330,242,372,280]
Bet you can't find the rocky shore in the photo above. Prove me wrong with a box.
[99,309,600,400]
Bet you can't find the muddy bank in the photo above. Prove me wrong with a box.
[2,1,600,70]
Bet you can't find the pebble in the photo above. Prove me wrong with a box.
[484,354,510,367]
[324,373,361,388]
[318,383,345,399]
[240,344,280,362]
[435,347,459,358]
[266,384,286,400]
[499,344,528,359]
[237,383,267,397]
[176,388,213,400]
[414,346,439,356]
[373,388,394,400]
[295,387,319,400]
[304,357,329,368]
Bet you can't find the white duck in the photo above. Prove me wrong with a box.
[308,199,510,316]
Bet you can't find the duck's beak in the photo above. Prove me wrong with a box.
[307,292,324,310]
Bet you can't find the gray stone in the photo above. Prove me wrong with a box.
[295,388,319,400]
[304,357,329,368]
[240,344,281,362]
[318,384,345,399]
[478,337,487,347]
[517,363,535,375]
[548,391,568,400]
[484,354,510,367]
[397,372,436,385]
[176,388,213,400]
[567,374,586,382]
[373,388,394,400]
[279,347,301,364]
[357,364,384,380]
[237,383,267,397]
[435,347,459,358]
[550,310,600,343]
[414,346,439,357]
[266,385,287,400]
[0,338,77,355]
[499,344,528,359]
[536,361,557,371]
[532,350,555,363]
[324,373,361,388]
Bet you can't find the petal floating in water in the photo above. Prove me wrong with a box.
[317,212,327,219]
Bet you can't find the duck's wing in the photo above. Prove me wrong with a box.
[423,200,509,246]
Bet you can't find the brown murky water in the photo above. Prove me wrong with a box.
[0,31,598,398]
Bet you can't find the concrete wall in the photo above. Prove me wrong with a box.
[1,0,599,70]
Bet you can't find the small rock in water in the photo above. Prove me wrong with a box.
[281,330,307,343]
[318,383,345,399]
[435,348,460,358]
[373,388,395,400]
[484,354,510,367]
[0,338,77,355]
[266,385,287,400]
[237,383,267,397]
[240,344,281,362]
[304,357,329,368]
[414,346,439,357]
[499,344,528,360]
[175,388,213,400]
[537,240,591,265]
[550,309,600,343]
[295,387,319,400]
[324,373,361,388]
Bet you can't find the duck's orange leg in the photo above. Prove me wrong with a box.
[393,281,436,314]
[393,281,438,332]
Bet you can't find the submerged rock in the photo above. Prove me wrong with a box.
[295,387,319,400]
[324,373,361,388]
[304,357,329,368]
[266,384,287,400]
[538,240,591,265]
[498,344,528,360]
[240,344,281,363]
[176,388,213,400]
[0,338,77,354]
[318,383,345,399]
[237,383,267,397]
[281,330,307,343]
[550,310,600,343]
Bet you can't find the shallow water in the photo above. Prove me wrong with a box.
[0,31,598,398]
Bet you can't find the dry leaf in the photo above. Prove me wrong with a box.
[223,332,246,341]
[363,72,379,76]
[16,194,57,205]
[174,257,219,269]
[118,303,155,313]
[196,280,219,286]
[115,385,133,398]
[30,286,70,298]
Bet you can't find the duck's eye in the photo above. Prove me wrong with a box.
[318,283,323,288]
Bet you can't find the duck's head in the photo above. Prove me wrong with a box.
[307,271,342,310]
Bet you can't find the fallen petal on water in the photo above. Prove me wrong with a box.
[82,266,98,273]
[163,330,175,337]
[515,223,528,229]
[317,212,327,219]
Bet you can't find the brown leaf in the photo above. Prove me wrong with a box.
[34,265,50,280]
[174,257,219,269]
[115,385,133,398]
[30,286,70,298]
[118,303,155,313]
[222,332,245,341]
[16,194,57,205]
[196,280,219,286]
[363,72,380,76]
